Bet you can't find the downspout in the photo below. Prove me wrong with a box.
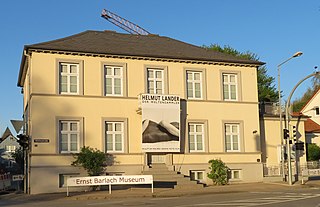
[23,50,31,194]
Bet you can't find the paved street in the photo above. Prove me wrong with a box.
[2,182,320,207]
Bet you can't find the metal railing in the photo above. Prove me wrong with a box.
[263,161,320,177]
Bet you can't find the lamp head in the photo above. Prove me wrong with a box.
[293,51,303,58]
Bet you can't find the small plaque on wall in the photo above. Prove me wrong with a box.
[34,139,50,143]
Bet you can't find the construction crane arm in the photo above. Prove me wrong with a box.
[101,9,150,35]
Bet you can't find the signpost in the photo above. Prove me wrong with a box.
[66,175,153,196]
[12,174,24,181]
[12,174,24,192]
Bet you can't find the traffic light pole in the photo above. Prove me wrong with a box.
[285,71,320,185]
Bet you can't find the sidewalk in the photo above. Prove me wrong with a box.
[2,180,320,202]
[68,179,320,200]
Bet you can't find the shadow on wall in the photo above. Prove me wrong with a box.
[180,99,187,153]
[259,117,267,163]
[254,133,261,152]
[30,74,77,152]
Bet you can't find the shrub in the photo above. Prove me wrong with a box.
[307,143,320,161]
[72,146,108,176]
[207,159,229,185]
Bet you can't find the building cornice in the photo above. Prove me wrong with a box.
[27,49,261,68]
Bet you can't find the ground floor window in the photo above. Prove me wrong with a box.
[190,170,205,182]
[105,121,124,153]
[59,120,80,153]
[59,173,80,188]
[188,123,205,152]
[225,123,240,152]
[228,169,241,180]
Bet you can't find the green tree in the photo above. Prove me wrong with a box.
[307,143,320,161]
[207,159,229,185]
[292,72,320,112]
[11,148,24,173]
[72,146,108,176]
[203,44,278,102]
[292,87,316,112]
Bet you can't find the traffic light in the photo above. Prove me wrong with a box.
[17,134,30,149]
[295,142,304,151]
[283,129,289,139]
[292,126,297,142]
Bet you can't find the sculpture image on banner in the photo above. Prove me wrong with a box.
[140,94,180,152]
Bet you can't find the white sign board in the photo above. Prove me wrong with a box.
[302,169,320,176]
[12,174,24,181]
[140,94,180,152]
[67,175,153,187]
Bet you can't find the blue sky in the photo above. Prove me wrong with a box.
[0,0,319,135]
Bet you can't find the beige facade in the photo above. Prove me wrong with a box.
[300,89,320,145]
[18,31,265,194]
[260,113,308,179]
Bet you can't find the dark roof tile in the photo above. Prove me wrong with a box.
[25,30,264,65]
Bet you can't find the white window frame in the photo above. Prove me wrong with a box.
[59,173,80,188]
[225,123,240,152]
[228,169,242,180]
[147,68,164,94]
[188,123,205,152]
[59,120,80,153]
[223,73,238,101]
[186,71,203,99]
[105,121,125,153]
[104,65,123,96]
[59,63,79,95]
[5,145,16,153]
[190,170,205,182]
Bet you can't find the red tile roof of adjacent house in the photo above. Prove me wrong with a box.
[305,118,320,133]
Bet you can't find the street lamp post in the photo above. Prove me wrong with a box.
[277,51,302,181]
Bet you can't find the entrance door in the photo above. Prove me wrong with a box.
[151,154,166,164]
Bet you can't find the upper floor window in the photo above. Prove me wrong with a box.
[59,63,79,95]
[225,123,240,152]
[59,120,80,153]
[104,66,123,96]
[187,71,202,99]
[223,73,238,101]
[105,121,124,153]
[147,68,164,94]
[5,145,16,153]
[188,123,205,152]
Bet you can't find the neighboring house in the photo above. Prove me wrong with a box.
[259,105,308,179]
[0,128,20,171]
[300,88,320,145]
[18,30,264,194]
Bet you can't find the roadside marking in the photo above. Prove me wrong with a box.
[88,201,123,206]
[174,193,320,207]
[152,197,179,200]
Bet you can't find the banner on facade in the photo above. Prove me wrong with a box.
[140,94,180,152]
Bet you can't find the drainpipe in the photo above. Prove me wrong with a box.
[23,50,31,194]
